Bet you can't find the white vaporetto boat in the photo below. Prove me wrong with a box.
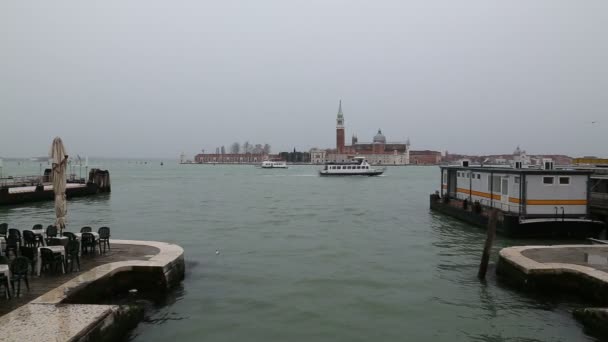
[261,160,288,169]
[319,157,385,176]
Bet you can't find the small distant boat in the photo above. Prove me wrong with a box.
[260,160,288,169]
[319,156,384,176]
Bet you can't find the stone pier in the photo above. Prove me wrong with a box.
[497,244,608,339]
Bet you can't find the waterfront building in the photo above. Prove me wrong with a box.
[321,101,410,165]
[310,148,327,164]
[409,150,442,165]
[443,146,572,167]
[573,157,608,166]
[278,149,311,163]
[194,153,280,164]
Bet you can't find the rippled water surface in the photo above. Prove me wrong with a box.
[0,160,595,341]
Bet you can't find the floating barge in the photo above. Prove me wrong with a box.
[430,161,605,238]
[0,168,111,206]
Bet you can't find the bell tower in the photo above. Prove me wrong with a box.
[336,100,345,153]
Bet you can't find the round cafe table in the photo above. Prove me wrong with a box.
[74,232,100,240]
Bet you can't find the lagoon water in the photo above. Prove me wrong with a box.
[0,160,595,341]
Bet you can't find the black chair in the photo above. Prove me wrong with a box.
[65,240,80,272]
[39,248,64,275]
[45,225,58,244]
[19,247,36,276]
[63,232,77,241]
[98,227,111,253]
[46,225,58,237]
[5,236,20,258]
[80,226,92,233]
[0,254,11,298]
[32,224,43,231]
[23,230,35,248]
[0,274,10,299]
[10,257,29,296]
[81,232,100,255]
[0,223,7,239]
[8,228,21,241]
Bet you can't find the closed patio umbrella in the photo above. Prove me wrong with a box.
[50,137,69,232]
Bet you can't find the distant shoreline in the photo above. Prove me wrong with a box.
[179,162,438,167]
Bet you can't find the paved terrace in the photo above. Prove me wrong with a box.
[0,240,184,341]
[0,243,159,316]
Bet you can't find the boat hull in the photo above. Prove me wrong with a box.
[319,171,384,176]
[429,195,605,238]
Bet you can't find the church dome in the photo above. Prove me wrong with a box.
[373,129,386,143]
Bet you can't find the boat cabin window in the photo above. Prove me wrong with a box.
[477,174,481,179]
[543,176,554,185]
[559,177,570,185]
[514,177,520,184]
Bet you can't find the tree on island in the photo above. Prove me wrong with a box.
[263,144,271,154]
[230,142,240,154]
[242,141,251,154]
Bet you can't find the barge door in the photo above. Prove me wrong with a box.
[501,177,509,211]
[448,170,457,198]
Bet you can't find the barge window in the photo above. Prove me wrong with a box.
[543,176,554,185]
[559,177,570,185]
[489,175,501,192]
[477,174,480,179]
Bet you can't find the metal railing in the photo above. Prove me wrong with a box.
[451,192,523,213]
[0,175,44,189]
[0,173,83,189]
[591,192,608,208]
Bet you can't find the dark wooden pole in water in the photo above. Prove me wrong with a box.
[478,209,498,280]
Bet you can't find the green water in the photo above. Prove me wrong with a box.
[0,160,595,341]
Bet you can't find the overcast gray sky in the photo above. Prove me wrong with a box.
[1,0,606,159]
